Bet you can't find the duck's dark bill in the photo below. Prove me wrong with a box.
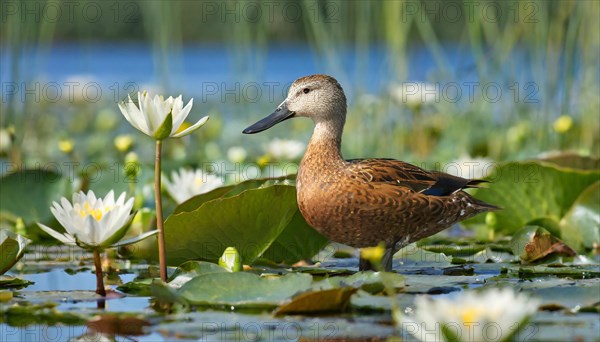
[242,104,295,134]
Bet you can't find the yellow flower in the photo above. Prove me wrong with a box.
[553,115,573,134]
[58,139,74,154]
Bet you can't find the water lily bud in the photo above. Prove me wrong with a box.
[124,152,140,178]
[58,138,74,154]
[360,242,386,267]
[485,212,498,229]
[114,134,134,152]
[553,115,573,134]
[219,247,242,272]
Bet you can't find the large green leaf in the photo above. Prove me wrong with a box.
[135,185,298,266]
[128,176,327,265]
[173,175,296,215]
[0,169,69,224]
[559,181,600,251]
[0,230,31,275]
[178,272,313,307]
[260,209,328,264]
[465,161,600,234]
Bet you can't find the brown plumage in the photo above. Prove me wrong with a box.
[244,74,498,271]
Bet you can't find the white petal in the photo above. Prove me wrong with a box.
[170,96,189,134]
[171,116,209,138]
[37,223,77,246]
[104,190,115,206]
[119,95,145,133]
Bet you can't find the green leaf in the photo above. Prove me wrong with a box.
[539,153,600,171]
[0,169,69,225]
[0,229,31,275]
[164,185,297,265]
[173,175,296,216]
[510,226,576,264]
[168,261,229,289]
[559,181,600,251]
[0,275,33,289]
[464,161,600,234]
[178,272,313,307]
[260,209,328,264]
[274,287,357,315]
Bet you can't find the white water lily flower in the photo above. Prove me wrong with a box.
[164,168,224,203]
[401,288,539,342]
[118,91,209,140]
[37,190,157,249]
[266,138,305,160]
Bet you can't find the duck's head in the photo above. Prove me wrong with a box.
[243,74,347,134]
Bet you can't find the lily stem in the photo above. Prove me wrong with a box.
[93,249,106,297]
[155,139,167,282]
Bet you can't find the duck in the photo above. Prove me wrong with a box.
[243,74,498,271]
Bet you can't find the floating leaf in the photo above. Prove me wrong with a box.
[0,275,33,289]
[1,229,31,274]
[274,287,357,315]
[179,272,313,308]
[1,301,86,326]
[559,181,600,252]
[504,265,600,279]
[316,271,405,294]
[168,261,229,289]
[464,161,600,234]
[511,226,576,264]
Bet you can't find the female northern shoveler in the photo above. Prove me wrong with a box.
[243,74,498,271]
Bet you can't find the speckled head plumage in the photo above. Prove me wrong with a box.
[242,74,347,134]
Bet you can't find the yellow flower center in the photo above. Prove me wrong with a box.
[460,306,483,325]
[194,177,204,186]
[175,121,191,134]
[79,202,111,221]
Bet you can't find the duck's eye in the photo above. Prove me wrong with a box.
[303,88,310,94]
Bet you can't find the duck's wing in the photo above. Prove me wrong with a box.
[345,158,486,196]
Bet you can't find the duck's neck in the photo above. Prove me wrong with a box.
[303,120,344,165]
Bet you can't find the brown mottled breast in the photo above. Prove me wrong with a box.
[297,155,496,248]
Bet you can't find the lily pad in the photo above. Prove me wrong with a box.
[167,261,229,289]
[0,301,86,326]
[559,181,600,252]
[0,275,33,289]
[274,287,358,315]
[178,272,313,307]
[464,161,600,234]
[1,229,31,274]
[511,226,576,264]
